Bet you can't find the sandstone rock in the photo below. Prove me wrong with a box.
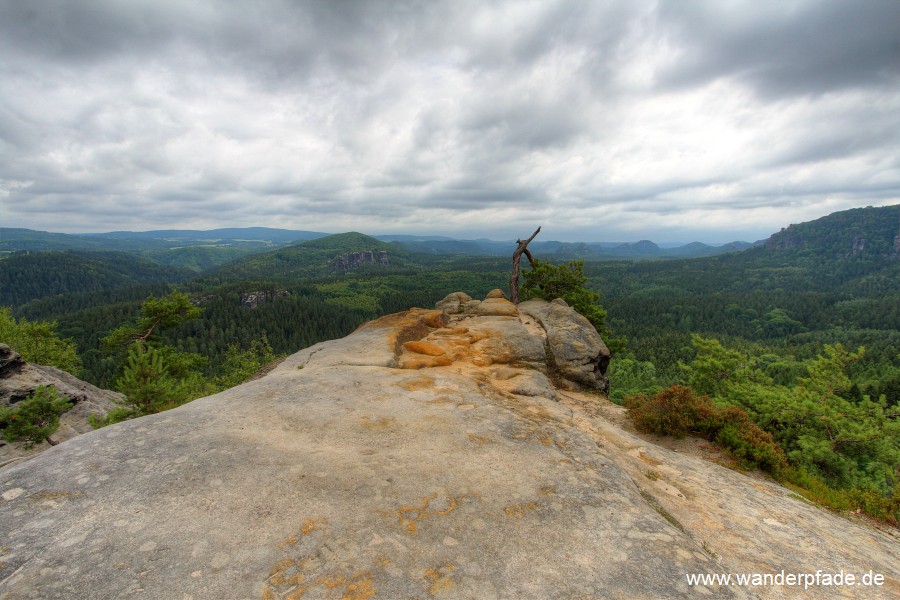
[485,288,507,299]
[434,291,473,314]
[464,318,546,367]
[1,308,896,600]
[0,344,121,466]
[492,368,557,400]
[475,297,519,317]
[402,341,447,356]
[519,299,611,393]
[460,299,482,313]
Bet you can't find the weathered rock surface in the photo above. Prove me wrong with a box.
[434,292,473,314]
[0,299,897,599]
[519,299,611,393]
[0,344,120,467]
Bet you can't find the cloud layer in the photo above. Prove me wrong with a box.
[1,0,898,242]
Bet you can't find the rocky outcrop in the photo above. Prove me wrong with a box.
[0,344,120,466]
[240,289,289,309]
[330,250,389,270]
[519,298,611,393]
[0,300,897,599]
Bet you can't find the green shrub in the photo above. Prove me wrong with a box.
[625,385,788,475]
[625,383,897,525]
[89,407,136,429]
[625,385,716,438]
[0,386,72,448]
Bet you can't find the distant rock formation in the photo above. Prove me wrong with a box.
[191,294,216,306]
[1,297,897,598]
[240,289,289,309]
[0,344,119,467]
[330,250,389,270]
[765,225,802,251]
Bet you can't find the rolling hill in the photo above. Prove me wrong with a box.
[201,232,415,282]
[0,251,194,307]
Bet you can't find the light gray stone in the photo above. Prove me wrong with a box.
[0,309,896,600]
[435,291,473,314]
[519,299,611,393]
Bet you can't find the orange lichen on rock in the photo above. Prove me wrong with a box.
[402,341,447,356]
[424,564,455,595]
[301,517,328,535]
[432,327,469,336]
[267,558,306,588]
[341,575,376,600]
[503,502,538,518]
[359,416,398,431]
[422,312,449,328]
[385,491,464,534]
[639,452,662,466]
[467,433,491,446]
[398,355,454,369]
[397,375,435,391]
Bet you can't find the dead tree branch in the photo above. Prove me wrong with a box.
[510,226,541,304]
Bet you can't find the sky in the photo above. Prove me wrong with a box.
[1,1,899,244]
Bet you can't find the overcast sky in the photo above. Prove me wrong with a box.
[1,0,898,243]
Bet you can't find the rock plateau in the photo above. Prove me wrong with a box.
[0,344,119,468]
[0,292,896,599]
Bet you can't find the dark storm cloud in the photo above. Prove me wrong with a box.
[0,0,898,241]
[657,0,900,98]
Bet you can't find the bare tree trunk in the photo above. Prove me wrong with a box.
[510,226,541,304]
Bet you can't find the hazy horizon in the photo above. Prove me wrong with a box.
[6,222,769,246]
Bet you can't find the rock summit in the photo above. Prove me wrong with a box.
[0,293,896,599]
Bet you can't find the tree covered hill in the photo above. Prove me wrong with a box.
[0,251,194,307]
[0,228,168,253]
[592,204,900,381]
[766,204,900,258]
[0,227,330,272]
[4,203,900,398]
[199,232,418,283]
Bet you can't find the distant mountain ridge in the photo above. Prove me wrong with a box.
[376,237,756,259]
[89,227,329,244]
[0,227,328,253]
[1,226,752,260]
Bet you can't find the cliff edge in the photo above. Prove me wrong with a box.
[0,292,897,599]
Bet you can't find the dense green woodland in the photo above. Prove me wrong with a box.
[0,251,193,306]
[2,206,899,521]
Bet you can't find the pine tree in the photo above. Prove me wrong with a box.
[0,386,72,448]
